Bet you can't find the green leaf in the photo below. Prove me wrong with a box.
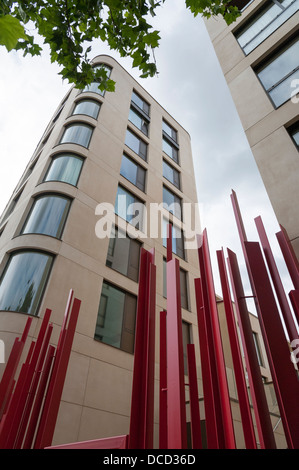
[0,14,27,51]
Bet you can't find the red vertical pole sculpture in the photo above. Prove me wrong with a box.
[197,231,236,449]
[194,277,219,448]
[128,248,156,449]
[159,310,167,449]
[255,216,299,343]
[166,256,187,449]
[0,317,32,420]
[289,291,299,325]
[22,345,56,449]
[227,249,277,449]
[34,293,81,449]
[217,249,257,449]
[244,241,299,449]
[187,344,202,449]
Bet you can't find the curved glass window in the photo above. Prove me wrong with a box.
[21,194,71,238]
[44,154,83,186]
[60,123,93,148]
[72,99,100,119]
[0,251,53,316]
[83,64,112,95]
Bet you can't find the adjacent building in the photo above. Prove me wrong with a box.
[0,55,286,448]
[205,0,299,258]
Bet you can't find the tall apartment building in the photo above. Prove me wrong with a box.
[0,55,203,447]
[205,0,299,258]
[0,55,286,448]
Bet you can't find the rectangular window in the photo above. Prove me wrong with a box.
[95,281,137,353]
[129,107,149,136]
[120,154,146,191]
[256,36,299,108]
[162,258,189,308]
[125,129,147,161]
[131,91,150,116]
[287,122,299,149]
[163,185,182,220]
[253,332,264,367]
[163,159,180,189]
[162,120,177,143]
[235,0,299,55]
[162,219,185,259]
[106,225,141,282]
[182,321,191,374]
[163,136,179,163]
[115,185,145,231]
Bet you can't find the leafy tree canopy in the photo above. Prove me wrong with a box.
[0,1,241,92]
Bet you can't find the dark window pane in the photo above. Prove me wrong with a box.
[162,219,185,259]
[129,108,149,135]
[163,160,180,189]
[0,251,53,316]
[163,137,178,163]
[125,129,147,161]
[120,154,146,191]
[106,226,141,282]
[44,154,83,186]
[132,91,150,115]
[115,186,145,231]
[182,321,191,374]
[162,120,177,142]
[180,269,189,310]
[163,186,182,220]
[95,281,137,353]
[21,195,70,239]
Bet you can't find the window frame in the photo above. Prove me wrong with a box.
[43,153,84,187]
[255,35,299,109]
[60,122,94,148]
[94,280,137,354]
[287,121,299,149]
[115,185,146,231]
[0,249,54,316]
[125,128,148,161]
[131,90,150,117]
[72,98,101,120]
[234,0,299,56]
[20,193,72,239]
[163,185,182,221]
[162,159,181,190]
[120,153,146,192]
[106,225,142,282]
[82,63,112,96]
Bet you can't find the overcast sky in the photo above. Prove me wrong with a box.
[0,1,294,304]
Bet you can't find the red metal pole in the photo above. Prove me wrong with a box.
[187,344,202,449]
[194,277,219,448]
[167,224,172,262]
[0,317,32,419]
[22,345,56,449]
[227,248,276,449]
[289,290,299,325]
[159,310,167,449]
[276,225,299,290]
[217,249,257,449]
[34,295,81,449]
[244,241,299,449]
[255,216,299,343]
[199,231,236,449]
[128,248,156,449]
[166,257,187,449]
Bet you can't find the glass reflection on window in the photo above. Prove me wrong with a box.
[21,195,71,239]
[0,251,53,316]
